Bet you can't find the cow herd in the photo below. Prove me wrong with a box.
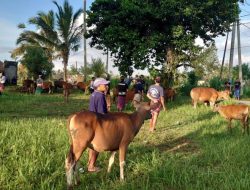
[65,85,249,189]
[190,87,249,134]
[19,79,88,102]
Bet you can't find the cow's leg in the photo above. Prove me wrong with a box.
[227,119,232,133]
[193,100,197,108]
[65,145,81,189]
[87,149,100,172]
[119,145,128,181]
[246,117,249,135]
[210,101,215,108]
[65,141,89,190]
[241,119,246,134]
[107,151,117,173]
[243,116,249,135]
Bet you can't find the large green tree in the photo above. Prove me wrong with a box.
[86,0,240,85]
[13,1,83,81]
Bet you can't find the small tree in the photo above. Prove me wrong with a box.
[69,65,79,75]
[21,46,53,79]
[90,58,106,77]
[233,63,250,80]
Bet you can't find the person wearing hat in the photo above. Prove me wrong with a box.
[35,75,43,94]
[147,76,166,132]
[87,77,110,172]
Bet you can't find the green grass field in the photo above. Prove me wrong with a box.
[1,88,250,190]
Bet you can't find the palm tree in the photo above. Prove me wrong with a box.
[13,1,83,81]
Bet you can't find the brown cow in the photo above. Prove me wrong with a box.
[54,80,64,91]
[42,81,53,94]
[214,104,249,134]
[190,87,230,108]
[164,88,176,102]
[65,102,151,189]
[126,89,136,103]
[76,82,86,92]
[112,88,135,104]
[63,82,73,102]
[22,79,36,93]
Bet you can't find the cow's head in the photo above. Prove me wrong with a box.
[218,90,230,100]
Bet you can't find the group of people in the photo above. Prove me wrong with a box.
[224,79,241,100]
[86,75,166,172]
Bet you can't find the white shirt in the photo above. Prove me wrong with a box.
[0,76,6,84]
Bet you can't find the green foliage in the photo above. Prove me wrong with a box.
[87,0,239,75]
[233,63,250,80]
[68,65,79,75]
[180,71,199,96]
[242,86,250,98]
[90,58,106,77]
[192,44,220,81]
[209,76,224,90]
[21,46,53,79]
[79,65,92,80]
[110,78,119,89]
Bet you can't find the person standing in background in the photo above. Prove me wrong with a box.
[117,76,128,112]
[105,75,111,111]
[0,72,6,95]
[35,75,43,94]
[234,79,241,100]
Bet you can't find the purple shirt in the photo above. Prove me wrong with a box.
[89,91,108,114]
[147,85,164,99]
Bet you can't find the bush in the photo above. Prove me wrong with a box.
[209,76,224,90]
[179,71,199,96]
[110,78,119,89]
[242,87,250,98]
[180,83,195,96]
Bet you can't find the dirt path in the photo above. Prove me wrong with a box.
[237,100,250,105]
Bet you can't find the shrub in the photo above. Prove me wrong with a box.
[209,76,224,90]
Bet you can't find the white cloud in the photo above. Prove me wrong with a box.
[0,18,20,61]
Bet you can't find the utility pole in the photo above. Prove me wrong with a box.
[83,0,87,81]
[220,32,229,79]
[237,17,243,95]
[228,22,236,86]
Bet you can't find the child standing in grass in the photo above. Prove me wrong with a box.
[87,77,110,172]
[147,76,166,132]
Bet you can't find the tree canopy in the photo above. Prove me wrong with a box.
[86,0,240,77]
[21,46,53,79]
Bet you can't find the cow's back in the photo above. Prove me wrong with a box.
[219,105,249,120]
[190,87,218,102]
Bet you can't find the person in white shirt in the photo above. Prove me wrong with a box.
[35,75,43,94]
[0,72,6,95]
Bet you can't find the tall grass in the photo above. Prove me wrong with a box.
[0,89,250,189]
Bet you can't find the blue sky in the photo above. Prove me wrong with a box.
[1,1,250,75]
